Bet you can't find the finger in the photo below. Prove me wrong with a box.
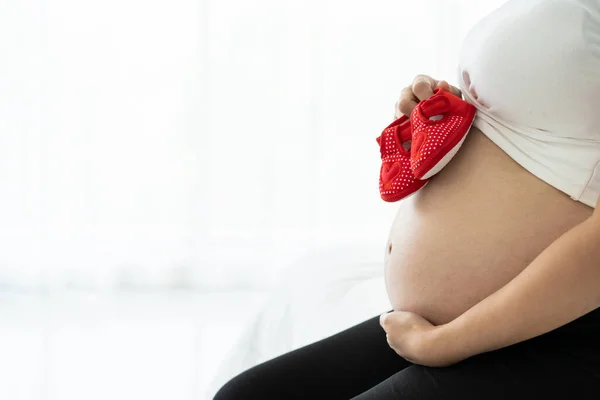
[398,86,419,116]
[393,101,402,120]
[380,312,390,327]
[436,80,463,99]
[412,75,436,101]
[386,334,396,350]
[436,80,450,91]
[449,85,463,98]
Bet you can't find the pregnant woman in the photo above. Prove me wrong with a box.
[214,1,600,398]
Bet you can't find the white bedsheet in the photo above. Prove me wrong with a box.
[207,244,391,399]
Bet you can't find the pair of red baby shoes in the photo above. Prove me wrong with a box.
[376,88,476,202]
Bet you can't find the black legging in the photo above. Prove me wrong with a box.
[214,307,600,399]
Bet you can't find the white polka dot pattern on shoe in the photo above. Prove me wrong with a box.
[377,117,428,202]
[410,115,463,171]
[408,88,476,180]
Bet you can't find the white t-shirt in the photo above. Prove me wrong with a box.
[458,0,600,207]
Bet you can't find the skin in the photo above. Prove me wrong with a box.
[380,75,600,367]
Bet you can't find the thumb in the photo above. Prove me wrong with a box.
[436,80,450,91]
[436,80,463,98]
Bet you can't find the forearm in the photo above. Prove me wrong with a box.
[441,215,600,360]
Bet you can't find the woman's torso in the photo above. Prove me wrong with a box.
[384,126,593,326]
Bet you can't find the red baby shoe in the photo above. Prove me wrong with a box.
[376,115,429,202]
[410,88,476,180]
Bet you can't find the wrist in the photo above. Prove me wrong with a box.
[429,318,473,365]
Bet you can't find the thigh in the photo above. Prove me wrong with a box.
[351,339,600,400]
[213,312,412,400]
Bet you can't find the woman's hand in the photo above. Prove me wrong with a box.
[379,310,466,367]
[394,75,463,119]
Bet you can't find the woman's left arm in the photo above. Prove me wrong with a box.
[442,198,600,362]
[381,198,600,367]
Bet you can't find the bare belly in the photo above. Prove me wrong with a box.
[384,127,593,326]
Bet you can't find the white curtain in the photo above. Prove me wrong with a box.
[0,0,506,292]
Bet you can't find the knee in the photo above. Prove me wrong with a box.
[212,369,272,400]
[212,374,246,400]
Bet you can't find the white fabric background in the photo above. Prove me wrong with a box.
[0,0,505,291]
